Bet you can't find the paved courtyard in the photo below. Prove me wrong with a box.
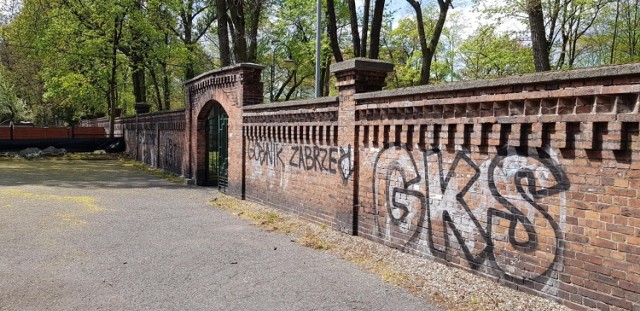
[0,158,438,310]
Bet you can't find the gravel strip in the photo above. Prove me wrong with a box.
[212,195,570,311]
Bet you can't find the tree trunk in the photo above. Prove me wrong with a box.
[610,0,619,64]
[162,33,171,110]
[247,0,262,62]
[323,57,331,96]
[285,75,305,101]
[556,32,568,69]
[274,70,295,101]
[407,0,429,85]
[149,66,163,111]
[409,0,450,85]
[227,19,238,62]
[131,60,146,104]
[109,18,118,138]
[131,0,146,104]
[360,0,370,57]
[228,0,248,62]
[326,0,343,62]
[347,0,361,57]
[216,0,231,66]
[368,0,385,59]
[184,24,196,79]
[182,2,199,80]
[526,0,551,71]
[546,0,561,53]
[162,61,171,110]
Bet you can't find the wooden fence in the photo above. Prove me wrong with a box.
[0,126,107,140]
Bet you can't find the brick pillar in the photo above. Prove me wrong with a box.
[330,58,394,234]
[229,65,263,197]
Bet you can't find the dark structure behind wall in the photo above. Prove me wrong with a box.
[82,59,640,311]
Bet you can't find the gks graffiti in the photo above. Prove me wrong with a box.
[372,144,569,285]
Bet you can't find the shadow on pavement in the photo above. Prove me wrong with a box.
[0,158,189,190]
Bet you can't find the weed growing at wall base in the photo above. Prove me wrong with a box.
[209,194,569,311]
[120,157,186,185]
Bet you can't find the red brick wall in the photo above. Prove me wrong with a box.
[84,60,640,310]
[83,110,186,175]
[242,98,351,228]
[83,64,265,188]
[346,62,640,311]
[126,111,185,175]
[241,60,640,310]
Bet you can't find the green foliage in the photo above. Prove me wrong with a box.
[0,67,30,124]
[384,17,423,87]
[381,5,462,87]
[477,0,637,69]
[0,0,206,124]
[0,0,638,121]
[42,72,102,124]
[459,25,535,79]
[260,0,330,99]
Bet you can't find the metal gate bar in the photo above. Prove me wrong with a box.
[206,105,228,191]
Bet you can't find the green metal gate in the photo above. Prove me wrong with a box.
[206,105,229,191]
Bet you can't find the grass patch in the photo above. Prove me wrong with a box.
[63,153,122,161]
[0,152,120,161]
[210,195,411,285]
[64,153,186,185]
[120,159,186,185]
[211,195,300,233]
[209,194,569,311]
[299,229,332,250]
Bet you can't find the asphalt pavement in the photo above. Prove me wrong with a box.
[0,158,440,311]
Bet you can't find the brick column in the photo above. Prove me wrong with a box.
[330,58,394,234]
[230,65,263,197]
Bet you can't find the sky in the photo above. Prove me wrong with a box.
[0,0,528,45]
[383,0,527,37]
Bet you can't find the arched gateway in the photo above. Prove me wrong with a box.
[184,63,264,195]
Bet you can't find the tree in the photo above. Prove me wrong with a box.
[382,17,423,87]
[526,0,551,71]
[215,0,231,66]
[615,0,639,61]
[482,0,615,70]
[324,0,392,61]
[406,0,452,84]
[227,0,264,62]
[162,0,217,79]
[0,0,47,122]
[554,0,610,68]
[0,67,30,124]
[56,0,132,133]
[326,0,343,62]
[368,0,386,59]
[459,25,534,79]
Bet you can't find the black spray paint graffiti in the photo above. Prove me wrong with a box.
[139,131,157,166]
[483,149,569,284]
[248,140,354,180]
[289,145,339,174]
[338,145,353,181]
[164,138,181,171]
[372,144,570,284]
[372,146,426,249]
[248,141,285,167]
